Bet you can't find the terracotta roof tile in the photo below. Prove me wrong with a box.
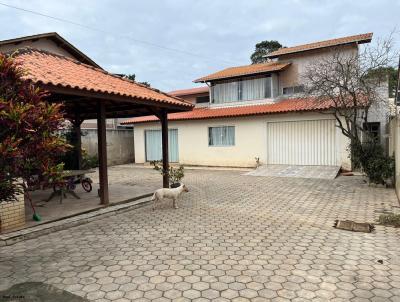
[10,48,193,109]
[267,33,373,58]
[122,97,334,124]
[169,86,209,96]
[194,61,291,83]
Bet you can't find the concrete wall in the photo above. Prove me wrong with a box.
[82,129,135,166]
[134,112,351,169]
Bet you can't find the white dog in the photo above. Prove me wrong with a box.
[151,183,189,210]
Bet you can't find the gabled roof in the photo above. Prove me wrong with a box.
[12,48,193,110]
[0,32,101,68]
[267,33,373,58]
[194,61,291,83]
[122,97,334,124]
[169,86,209,96]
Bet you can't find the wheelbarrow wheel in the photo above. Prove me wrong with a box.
[82,179,92,192]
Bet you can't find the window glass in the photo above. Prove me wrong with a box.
[283,85,304,95]
[208,126,235,146]
[211,76,272,104]
[283,87,294,95]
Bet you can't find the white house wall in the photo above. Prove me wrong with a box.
[134,112,351,169]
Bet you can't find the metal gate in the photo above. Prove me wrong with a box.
[267,120,337,165]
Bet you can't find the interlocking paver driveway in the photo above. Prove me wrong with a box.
[1,166,400,302]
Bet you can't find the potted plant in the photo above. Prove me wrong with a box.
[150,161,185,188]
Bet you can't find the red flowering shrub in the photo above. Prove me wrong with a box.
[0,53,69,202]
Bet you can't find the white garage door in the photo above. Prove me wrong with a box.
[267,119,337,166]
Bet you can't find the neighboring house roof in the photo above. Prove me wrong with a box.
[194,62,291,83]
[12,48,193,109]
[169,86,209,96]
[0,32,102,68]
[267,33,373,58]
[122,97,333,124]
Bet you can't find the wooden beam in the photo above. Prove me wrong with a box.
[160,110,169,188]
[97,101,109,205]
[71,109,154,120]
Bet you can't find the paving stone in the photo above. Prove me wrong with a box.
[183,289,201,299]
[0,167,399,301]
[201,289,219,299]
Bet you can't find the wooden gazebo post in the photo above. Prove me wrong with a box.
[97,101,109,205]
[160,110,169,188]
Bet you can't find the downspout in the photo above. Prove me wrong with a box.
[395,54,400,116]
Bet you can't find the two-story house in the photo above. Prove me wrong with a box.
[124,33,384,169]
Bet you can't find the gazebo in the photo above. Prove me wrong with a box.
[13,47,194,205]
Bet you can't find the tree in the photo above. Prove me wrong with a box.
[250,40,283,64]
[124,74,136,81]
[0,54,69,202]
[302,35,397,179]
[122,74,150,87]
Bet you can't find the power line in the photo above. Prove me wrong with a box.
[0,2,235,65]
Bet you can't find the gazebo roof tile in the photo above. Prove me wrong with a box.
[11,48,193,109]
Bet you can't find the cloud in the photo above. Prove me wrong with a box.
[0,0,398,92]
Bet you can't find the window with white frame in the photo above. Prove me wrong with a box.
[211,76,272,104]
[208,126,235,146]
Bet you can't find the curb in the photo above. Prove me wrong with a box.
[0,193,152,247]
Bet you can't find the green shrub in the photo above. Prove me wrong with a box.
[0,53,68,202]
[351,141,395,185]
[150,160,185,184]
[82,152,98,169]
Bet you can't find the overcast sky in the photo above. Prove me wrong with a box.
[0,0,399,92]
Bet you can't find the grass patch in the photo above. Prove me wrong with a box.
[378,213,400,227]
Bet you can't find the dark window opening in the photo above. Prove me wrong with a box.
[364,122,380,142]
[196,96,209,103]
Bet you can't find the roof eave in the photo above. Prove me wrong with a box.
[266,37,373,59]
[193,64,291,83]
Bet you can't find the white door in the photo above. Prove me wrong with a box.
[267,119,337,166]
[145,129,179,162]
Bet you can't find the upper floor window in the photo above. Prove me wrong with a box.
[208,126,235,146]
[211,76,272,104]
[196,96,209,103]
[282,85,304,96]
